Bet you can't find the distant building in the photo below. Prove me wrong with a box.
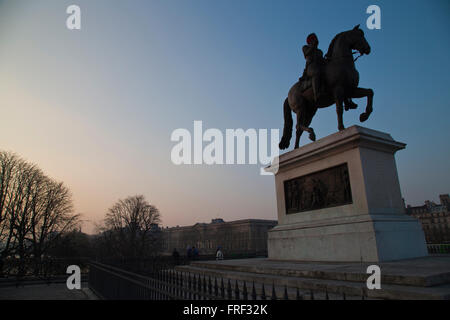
[405,194,450,244]
[161,219,277,257]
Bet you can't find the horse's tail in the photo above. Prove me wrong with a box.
[279,98,292,150]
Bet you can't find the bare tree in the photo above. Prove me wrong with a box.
[0,152,20,234]
[29,179,79,274]
[0,153,36,266]
[102,195,161,259]
[0,151,79,276]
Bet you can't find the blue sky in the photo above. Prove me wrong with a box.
[0,0,449,232]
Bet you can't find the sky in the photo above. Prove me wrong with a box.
[0,0,449,233]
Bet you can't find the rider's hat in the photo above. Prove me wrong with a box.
[306,33,318,45]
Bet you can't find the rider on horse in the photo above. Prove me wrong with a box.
[300,33,357,110]
[300,33,325,103]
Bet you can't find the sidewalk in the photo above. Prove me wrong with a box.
[0,282,98,300]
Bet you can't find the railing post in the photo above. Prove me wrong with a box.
[193,274,198,300]
[174,271,178,299]
[161,270,164,300]
[234,280,240,300]
[208,276,212,298]
[242,281,248,300]
[296,288,303,300]
[158,270,161,300]
[271,283,277,300]
[220,278,225,299]
[194,274,198,300]
[175,271,183,300]
[177,271,181,299]
[214,277,219,297]
[203,275,207,300]
[251,282,257,300]
[172,270,176,299]
[227,279,232,300]
[180,272,184,300]
[188,273,192,300]
[165,270,169,300]
[151,277,155,300]
[197,274,202,300]
[168,270,172,299]
[261,283,266,300]
[164,270,167,300]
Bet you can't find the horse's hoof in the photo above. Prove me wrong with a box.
[309,133,316,141]
[279,141,289,150]
[338,125,345,131]
[345,102,357,111]
[360,113,369,122]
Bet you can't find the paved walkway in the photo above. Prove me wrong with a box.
[0,282,98,300]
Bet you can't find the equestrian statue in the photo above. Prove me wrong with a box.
[279,25,373,150]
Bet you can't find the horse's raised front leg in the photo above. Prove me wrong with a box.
[351,87,374,122]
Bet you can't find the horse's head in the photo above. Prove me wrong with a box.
[347,24,371,55]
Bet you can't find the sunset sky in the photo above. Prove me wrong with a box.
[1,0,449,233]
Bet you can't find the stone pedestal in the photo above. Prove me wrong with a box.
[265,126,427,262]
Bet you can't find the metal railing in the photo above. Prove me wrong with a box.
[88,261,366,300]
[95,253,267,277]
[427,244,450,254]
[0,257,90,287]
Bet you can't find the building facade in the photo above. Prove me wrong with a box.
[161,218,277,257]
[405,194,450,244]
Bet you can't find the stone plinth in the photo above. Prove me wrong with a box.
[265,126,428,262]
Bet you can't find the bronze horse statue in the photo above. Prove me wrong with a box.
[279,25,373,150]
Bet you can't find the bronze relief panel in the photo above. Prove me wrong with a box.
[284,163,353,214]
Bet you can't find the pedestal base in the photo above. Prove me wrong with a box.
[268,214,427,262]
[265,126,428,262]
